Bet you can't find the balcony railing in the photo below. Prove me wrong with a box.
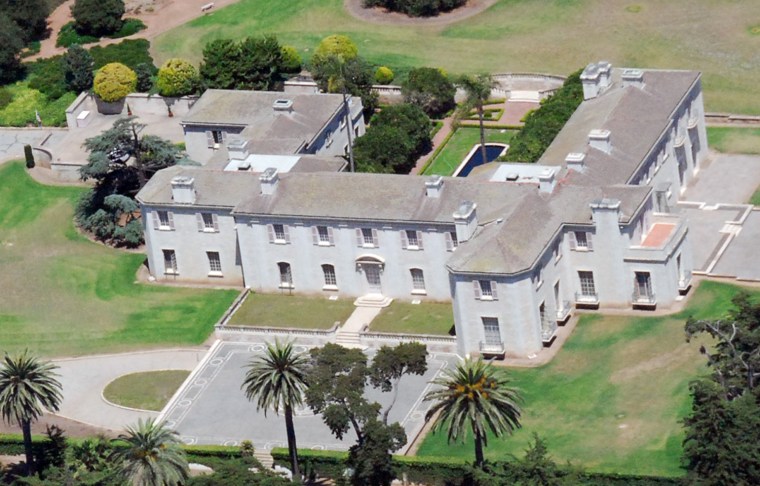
[556,300,571,323]
[575,292,599,308]
[479,341,505,355]
[541,316,558,344]
[632,291,657,309]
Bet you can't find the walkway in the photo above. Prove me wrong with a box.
[334,305,383,348]
[53,348,208,430]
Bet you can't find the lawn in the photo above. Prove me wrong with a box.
[417,280,758,476]
[227,292,355,329]
[706,126,760,155]
[103,370,190,411]
[422,127,516,176]
[369,301,454,336]
[0,162,238,357]
[153,0,760,114]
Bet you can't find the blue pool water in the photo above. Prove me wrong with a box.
[454,144,508,177]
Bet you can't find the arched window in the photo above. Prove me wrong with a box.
[322,264,337,287]
[410,268,425,292]
[278,262,292,288]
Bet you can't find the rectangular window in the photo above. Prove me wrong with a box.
[406,230,419,247]
[269,223,290,244]
[198,213,219,232]
[212,130,224,144]
[278,262,293,288]
[154,210,174,231]
[410,268,426,292]
[359,228,378,247]
[474,280,498,300]
[578,271,596,296]
[274,224,286,240]
[482,317,502,346]
[318,226,331,244]
[322,264,337,287]
[575,231,588,248]
[163,249,177,275]
[207,251,222,274]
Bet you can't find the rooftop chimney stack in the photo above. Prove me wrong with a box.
[598,61,612,89]
[259,168,279,195]
[453,201,478,243]
[580,63,601,100]
[538,168,556,193]
[171,176,196,204]
[227,139,250,161]
[425,175,444,198]
[621,69,644,89]
[565,152,586,172]
[588,129,612,154]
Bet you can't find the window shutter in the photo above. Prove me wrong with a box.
[473,280,482,299]
[328,227,335,245]
[312,226,320,245]
[445,232,454,251]
[587,232,594,251]
[400,231,408,249]
[283,225,291,243]
[491,281,499,300]
[267,224,275,243]
[220,131,226,143]
[196,213,204,232]
[167,211,175,230]
[417,231,424,250]
[206,131,214,148]
[152,211,159,230]
[372,229,379,246]
[356,228,363,247]
[212,214,219,231]
[568,231,577,250]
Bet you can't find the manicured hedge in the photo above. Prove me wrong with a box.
[183,444,243,458]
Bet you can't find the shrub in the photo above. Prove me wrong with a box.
[21,41,42,58]
[72,0,125,37]
[110,18,146,38]
[134,62,154,92]
[56,21,99,48]
[0,88,12,110]
[402,66,456,118]
[26,55,70,99]
[363,0,466,17]
[374,66,394,85]
[63,44,94,93]
[0,83,76,127]
[156,58,198,97]
[0,16,24,84]
[90,39,155,71]
[280,45,302,74]
[313,34,358,63]
[24,144,35,168]
[93,62,136,102]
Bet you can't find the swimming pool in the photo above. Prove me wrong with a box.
[452,143,509,177]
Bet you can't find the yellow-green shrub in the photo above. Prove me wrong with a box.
[156,58,198,97]
[374,66,394,85]
[93,62,136,102]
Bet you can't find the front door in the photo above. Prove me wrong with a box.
[365,265,382,293]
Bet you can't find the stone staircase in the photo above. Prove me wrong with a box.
[254,449,274,468]
[353,293,393,308]
[333,302,386,349]
[334,329,363,348]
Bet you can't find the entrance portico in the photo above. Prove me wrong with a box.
[354,254,392,307]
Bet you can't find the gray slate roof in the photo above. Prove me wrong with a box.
[537,68,700,185]
[181,89,345,154]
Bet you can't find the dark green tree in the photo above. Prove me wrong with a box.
[63,44,95,93]
[371,104,432,160]
[199,39,241,90]
[424,358,522,468]
[0,0,49,43]
[0,351,63,476]
[402,67,456,119]
[363,0,466,17]
[311,54,378,120]
[0,16,24,84]
[134,62,154,92]
[72,0,125,37]
[242,340,309,483]
[347,419,407,486]
[369,342,428,424]
[199,36,285,91]
[354,124,413,174]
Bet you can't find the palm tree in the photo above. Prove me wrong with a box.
[424,358,522,467]
[0,350,63,475]
[242,340,309,483]
[112,418,189,486]
[457,74,495,167]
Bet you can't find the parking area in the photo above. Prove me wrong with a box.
[160,341,458,453]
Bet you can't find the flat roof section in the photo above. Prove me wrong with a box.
[640,223,676,248]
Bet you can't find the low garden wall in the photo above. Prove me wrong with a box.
[65,93,199,129]
[359,329,457,354]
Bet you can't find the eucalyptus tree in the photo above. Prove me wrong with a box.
[424,358,522,467]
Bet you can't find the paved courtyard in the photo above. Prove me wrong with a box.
[0,128,65,163]
[160,341,458,453]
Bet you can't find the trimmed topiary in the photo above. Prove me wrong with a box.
[374,66,394,85]
[93,62,136,102]
[314,35,358,63]
[156,58,198,97]
[280,45,302,74]
[24,145,35,168]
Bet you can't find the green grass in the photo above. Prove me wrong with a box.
[103,370,190,411]
[0,82,75,127]
[417,280,759,476]
[422,127,516,176]
[750,187,760,206]
[227,292,355,329]
[153,0,760,114]
[0,162,238,357]
[369,302,455,335]
[707,126,760,155]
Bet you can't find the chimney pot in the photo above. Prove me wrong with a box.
[171,176,196,204]
[259,168,279,195]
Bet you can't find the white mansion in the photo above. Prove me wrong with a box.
[137,62,707,358]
